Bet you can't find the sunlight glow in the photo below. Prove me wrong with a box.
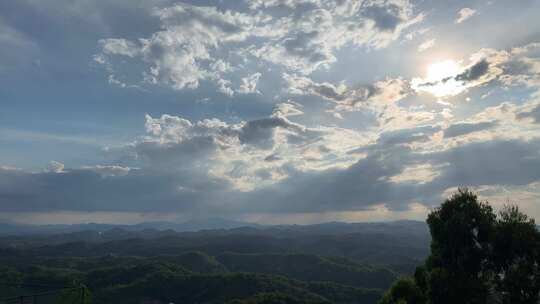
[412,59,467,98]
[426,60,461,81]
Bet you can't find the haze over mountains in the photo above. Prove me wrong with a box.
[0,218,262,236]
[0,220,429,267]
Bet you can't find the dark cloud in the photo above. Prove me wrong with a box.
[363,4,404,31]
[0,0,162,77]
[264,154,281,162]
[239,116,303,149]
[455,59,490,82]
[1,137,540,216]
[134,137,220,169]
[427,139,540,188]
[283,31,329,64]
[377,125,441,145]
[517,104,540,124]
[242,145,417,213]
[239,139,540,214]
[0,166,233,213]
[443,121,498,138]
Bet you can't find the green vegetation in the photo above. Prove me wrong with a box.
[3,189,537,303]
[0,251,387,303]
[0,220,429,303]
[379,188,540,304]
[216,252,396,289]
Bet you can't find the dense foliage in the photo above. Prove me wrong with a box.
[1,222,428,304]
[0,253,385,303]
[7,190,536,304]
[379,189,540,304]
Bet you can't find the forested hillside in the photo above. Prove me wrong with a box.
[0,221,429,304]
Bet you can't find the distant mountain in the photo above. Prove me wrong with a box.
[0,220,430,269]
[0,218,261,236]
[0,222,127,236]
[0,219,428,237]
[131,218,262,232]
[0,220,430,304]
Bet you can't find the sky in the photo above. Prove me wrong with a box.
[1,0,540,225]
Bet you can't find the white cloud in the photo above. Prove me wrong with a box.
[47,161,65,173]
[284,73,425,129]
[410,44,540,98]
[81,165,133,177]
[237,72,262,94]
[250,0,423,74]
[99,38,139,57]
[455,8,476,24]
[389,163,443,184]
[272,101,304,117]
[417,38,435,52]
[217,79,235,96]
[96,0,423,90]
[96,3,258,90]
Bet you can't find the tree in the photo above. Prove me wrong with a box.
[425,188,496,304]
[385,189,540,304]
[378,277,425,304]
[492,206,540,304]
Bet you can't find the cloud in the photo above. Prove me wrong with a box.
[455,59,490,82]
[0,164,224,213]
[284,73,437,130]
[245,137,540,213]
[285,73,410,110]
[3,1,540,224]
[81,165,133,177]
[428,139,540,188]
[411,43,540,98]
[47,161,65,173]
[455,8,476,24]
[389,163,441,184]
[96,0,423,89]
[272,101,304,117]
[141,110,313,153]
[1,116,539,219]
[118,109,343,192]
[362,2,407,31]
[250,0,423,74]
[237,73,262,94]
[284,73,348,101]
[517,104,540,124]
[0,19,39,70]
[99,38,139,57]
[376,125,441,145]
[443,121,498,138]
[96,3,258,90]
[417,38,435,52]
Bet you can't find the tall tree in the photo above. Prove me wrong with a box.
[425,188,496,304]
[381,189,540,304]
[492,206,540,304]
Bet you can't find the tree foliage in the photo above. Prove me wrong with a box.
[492,206,540,304]
[378,277,425,304]
[380,188,540,304]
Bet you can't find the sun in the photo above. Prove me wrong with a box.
[412,59,467,98]
[426,60,461,82]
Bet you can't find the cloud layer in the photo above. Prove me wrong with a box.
[1,0,540,224]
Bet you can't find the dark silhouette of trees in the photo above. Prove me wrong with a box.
[426,189,496,304]
[378,277,425,304]
[492,206,540,304]
[379,188,540,304]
